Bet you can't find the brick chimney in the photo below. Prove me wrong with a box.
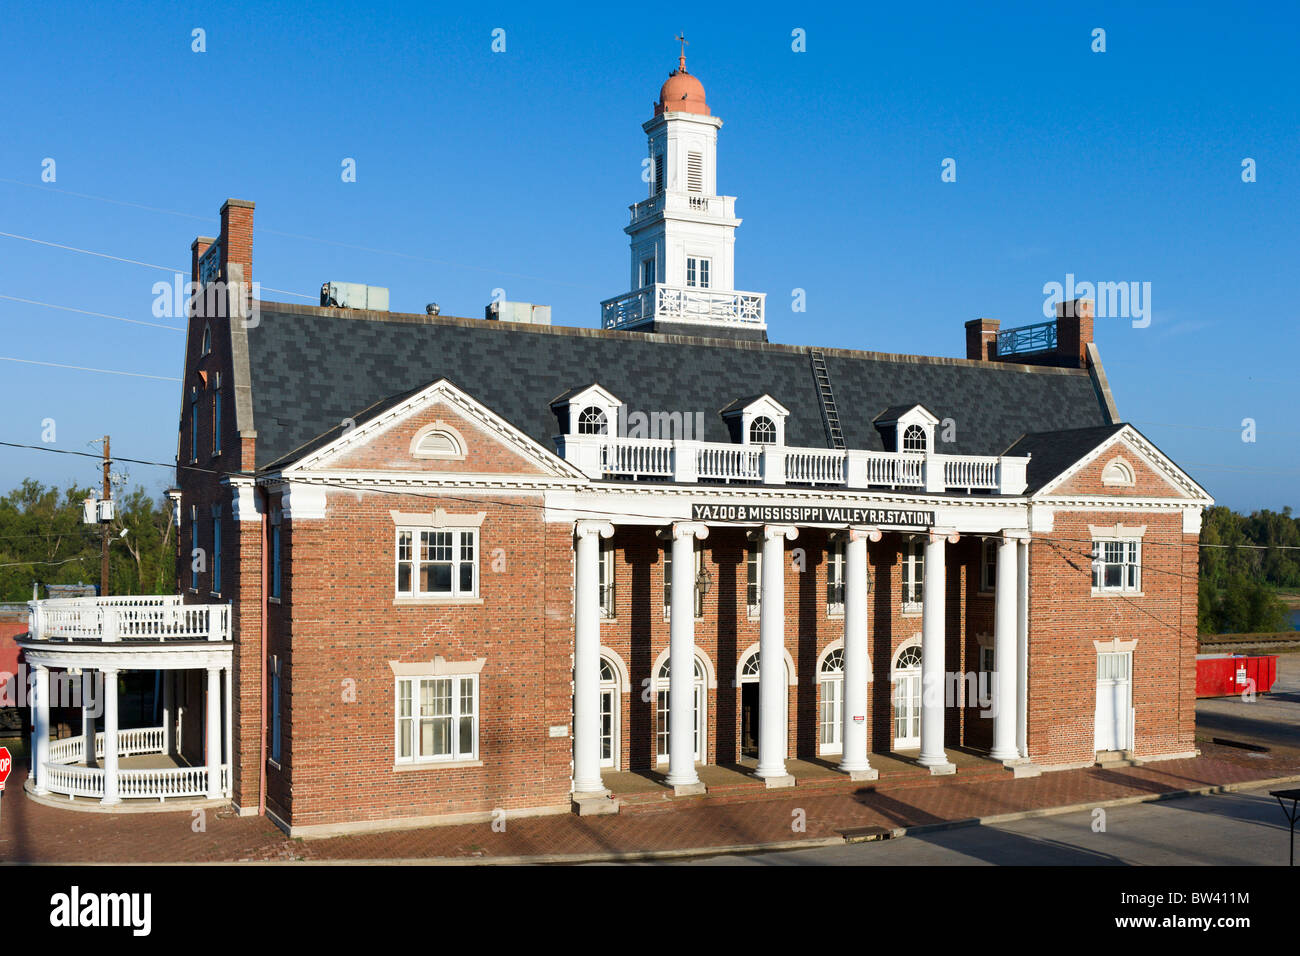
[218,198,255,283]
[965,318,1000,361]
[1055,298,1093,369]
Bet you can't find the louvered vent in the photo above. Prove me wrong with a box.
[686,152,704,192]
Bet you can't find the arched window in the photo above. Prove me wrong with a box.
[741,651,761,679]
[577,406,608,435]
[819,647,845,754]
[415,430,460,456]
[200,324,212,356]
[896,645,922,670]
[410,423,466,460]
[655,657,705,763]
[1101,457,1136,487]
[749,416,776,444]
[902,424,927,453]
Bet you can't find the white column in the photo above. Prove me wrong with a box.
[205,667,221,798]
[918,530,956,773]
[756,524,798,784]
[990,534,1020,761]
[573,519,614,795]
[1016,537,1030,759]
[224,666,233,785]
[31,664,50,794]
[839,527,880,779]
[667,522,709,790]
[162,668,175,758]
[83,670,96,770]
[101,668,120,805]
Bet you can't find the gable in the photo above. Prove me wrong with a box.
[1039,432,1203,500]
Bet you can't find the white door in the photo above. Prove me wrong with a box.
[1094,652,1132,752]
[893,645,922,750]
[599,658,619,769]
[656,659,703,764]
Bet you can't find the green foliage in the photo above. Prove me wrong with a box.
[1198,505,1297,633]
[0,479,174,602]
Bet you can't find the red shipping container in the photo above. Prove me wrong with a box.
[1196,654,1278,697]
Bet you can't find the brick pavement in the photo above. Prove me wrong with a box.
[3,739,1297,863]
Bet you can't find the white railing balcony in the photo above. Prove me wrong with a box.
[601,283,766,331]
[558,434,1031,495]
[27,596,230,643]
[43,725,229,802]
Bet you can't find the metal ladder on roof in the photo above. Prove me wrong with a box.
[810,349,845,449]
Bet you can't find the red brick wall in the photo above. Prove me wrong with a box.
[1052,438,1186,498]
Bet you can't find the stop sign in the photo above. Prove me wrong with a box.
[0,746,11,789]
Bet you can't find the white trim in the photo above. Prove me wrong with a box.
[649,645,718,689]
[1092,637,1139,653]
[389,657,487,676]
[389,508,486,528]
[1088,523,1146,540]
[734,642,797,687]
[1100,456,1136,487]
[598,646,632,692]
[1032,426,1212,502]
[394,673,479,764]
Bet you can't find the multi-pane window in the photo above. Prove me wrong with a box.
[396,529,478,598]
[212,372,222,455]
[981,538,997,592]
[745,543,761,617]
[641,257,656,288]
[749,416,776,444]
[819,648,845,751]
[901,540,924,613]
[827,539,846,615]
[685,256,711,289]
[598,539,616,618]
[270,507,282,600]
[663,541,704,619]
[189,505,198,591]
[395,675,478,763]
[1093,539,1141,593]
[655,658,702,763]
[902,424,927,453]
[211,506,222,595]
[577,406,608,435]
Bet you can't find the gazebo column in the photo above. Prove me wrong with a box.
[31,663,50,795]
[101,667,120,805]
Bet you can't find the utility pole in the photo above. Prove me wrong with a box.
[101,434,111,597]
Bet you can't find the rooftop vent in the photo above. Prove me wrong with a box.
[321,282,390,312]
[486,300,551,326]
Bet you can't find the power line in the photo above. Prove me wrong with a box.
[0,356,178,382]
[0,294,185,332]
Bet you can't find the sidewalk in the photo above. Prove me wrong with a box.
[3,739,1297,864]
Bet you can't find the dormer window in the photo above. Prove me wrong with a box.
[749,417,776,444]
[578,407,609,435]
[552,384,622,438]
[722,394,790,447]
[902,424,927,453]
[873,404,940,455]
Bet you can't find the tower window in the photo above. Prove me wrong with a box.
[654,154,665,194]
[686,151,704,192]
[686,257,711,289]
[641,258,656,289]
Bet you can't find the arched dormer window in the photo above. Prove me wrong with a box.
[749,416,776,444]
[902,424,927,453]
[577,406,609,435]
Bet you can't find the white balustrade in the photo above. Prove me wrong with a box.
[942,454,999,490]
[43,764,105,799]
[27,598,230,643]
[601,282,766,330]
[785,449,847,485]
[696,445,762,482]
[600,437,674,478]
[118,766,209,800]
[41,725,227,802]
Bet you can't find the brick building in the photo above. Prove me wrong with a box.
[20,55,1210,835]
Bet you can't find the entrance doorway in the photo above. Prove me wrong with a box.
[893,644,922,750]
[741,682,760,757]
[1094,651,1132,752]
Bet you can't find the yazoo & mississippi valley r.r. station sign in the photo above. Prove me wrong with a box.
[690,503,936,528]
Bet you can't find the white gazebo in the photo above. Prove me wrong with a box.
[18,595,233,806]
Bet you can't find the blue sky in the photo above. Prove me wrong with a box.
[0,1,1295,512]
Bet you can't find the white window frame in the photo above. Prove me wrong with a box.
[685,256,711,289]
[902,423,928,453]
[394,674,479,765]
[1092,539,1142,594]
[598,538,616,618]
[745,541,761,619]
[395,527,479,599]
[818,647,845,755]
[827,539,846,617]
[901,539,924,614]
[655,658,704,764]
[980,538,997,594]
[577,406,608,435]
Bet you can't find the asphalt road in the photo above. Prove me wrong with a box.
[651,786,1299,865]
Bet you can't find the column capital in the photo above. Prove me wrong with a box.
[1000,529,1031,541]
[574,519,615,540]
[762,524,799,542]
[99,666,120,677]
[847,525,882,542]
[928,528,960,545]
[670,521,710,541]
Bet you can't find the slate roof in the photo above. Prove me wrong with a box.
[1003,424,1129,494]
[246,303,1117,475]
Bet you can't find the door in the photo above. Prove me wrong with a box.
[741,683,759,757]
[1094,652,1132,752]
[893,645,922,750]
[598,687,617,768]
